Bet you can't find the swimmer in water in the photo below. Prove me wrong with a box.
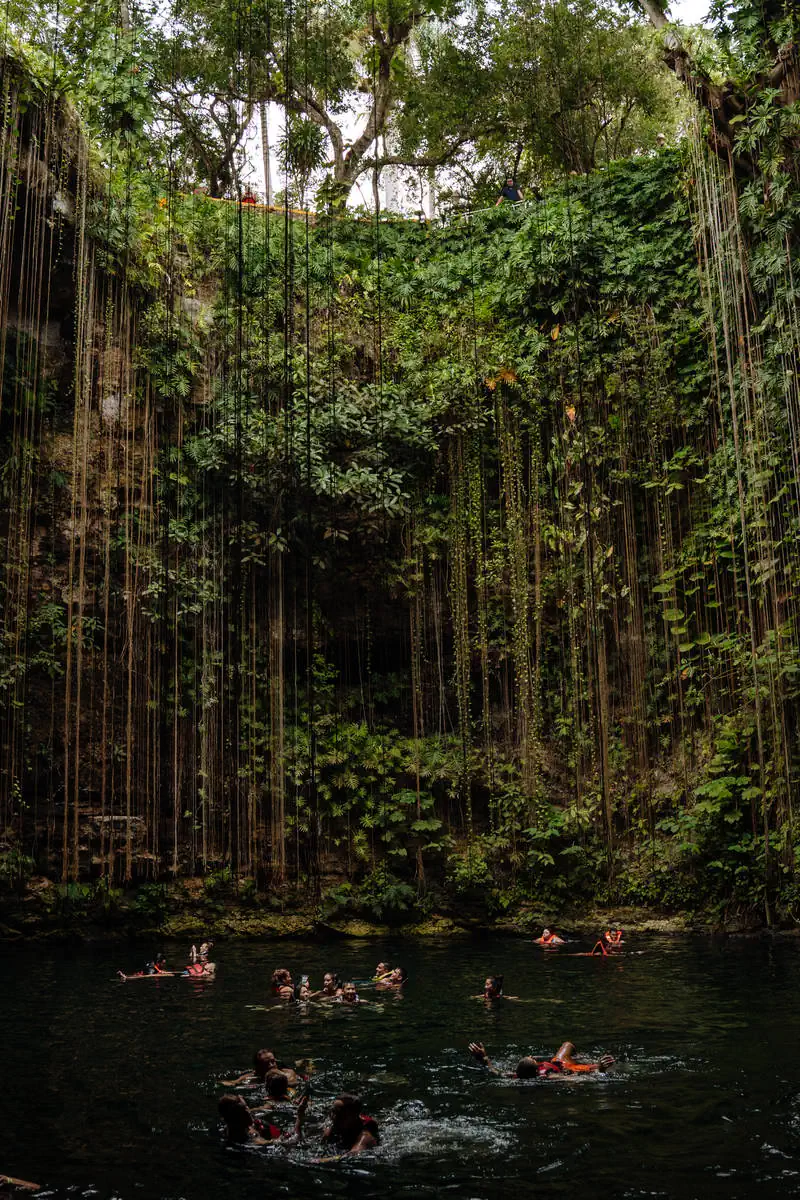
[221,1048,303,1088]
[336,981,368,1004]
[315,971,341,999]
[374,961,394,982]
[473,975,518,1001]
[190,940,214,963]
[183,958,216,977]
[117,952,172,980]
[533,928,565,946]
[264,1068,292,1102]
[590,927,624,955]
[321,1094,379,1155]
[293,974,312,1001]
[376,966,407,990]
[270,968,294,999]
[468,1040,614,1076]
[218,1092,308,1145]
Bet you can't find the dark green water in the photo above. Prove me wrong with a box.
[1,935,800,1198]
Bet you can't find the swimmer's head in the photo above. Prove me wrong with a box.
[542,929,551,938]
[331,1093,362,1128]
[323,972,339,990]
[265,1068,289,1100]
[515,1057,539,1079]
[341,981,358,1002]
[376,962,390,975]
[219,1093,252,1140]
[254,1048,278,1078]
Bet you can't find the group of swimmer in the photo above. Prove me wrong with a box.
[534,926,624,955]
[217,959,410,1156]
[217,944,620,1157]
[116,941,216,980]
[269,962,407,1003]
[114,930,624,1163]
[4,928,628,1190]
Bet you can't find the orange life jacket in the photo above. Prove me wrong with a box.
[539,1060,564,1076]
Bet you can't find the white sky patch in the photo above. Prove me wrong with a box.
[240,0,717,213]
[670,0,713,24]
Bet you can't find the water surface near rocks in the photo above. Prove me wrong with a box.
[1,935,799,1199]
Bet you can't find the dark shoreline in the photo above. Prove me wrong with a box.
[0,888,793,944]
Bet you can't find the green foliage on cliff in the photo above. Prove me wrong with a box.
[4,0,800,929]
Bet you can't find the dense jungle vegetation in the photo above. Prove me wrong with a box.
[2,0,800,932]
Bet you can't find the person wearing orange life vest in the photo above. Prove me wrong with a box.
[182,959,216,977]
[551,1041,615,1073]
[117,953,174,980]
[533,928,565,946]
[591,928,624,955]
[469,1040,615,1077]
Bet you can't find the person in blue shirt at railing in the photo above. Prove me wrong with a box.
[496,176,524,205]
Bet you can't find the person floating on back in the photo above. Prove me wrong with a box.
[117,952,171,980]
[495,176,524,205]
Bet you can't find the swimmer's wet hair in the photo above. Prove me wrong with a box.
[515,1057,539,1079]
[219,1093,251,1134]
[265,1068,289,1099]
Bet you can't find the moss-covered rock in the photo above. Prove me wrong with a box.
[401,915,469,936]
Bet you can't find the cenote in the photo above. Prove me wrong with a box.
[2,935,800,1199]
